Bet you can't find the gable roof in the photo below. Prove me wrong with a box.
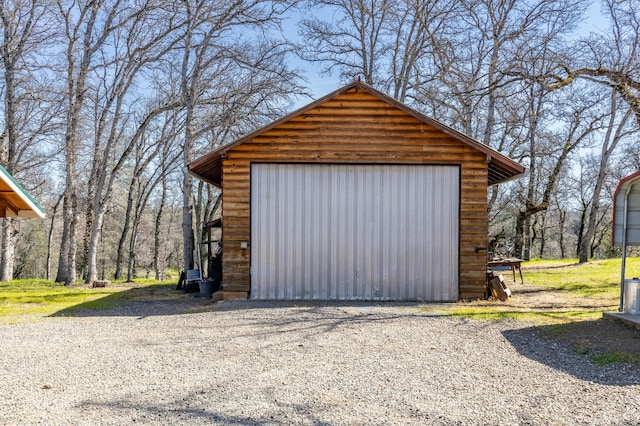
[0,163,45,218]
[189,81,525,187]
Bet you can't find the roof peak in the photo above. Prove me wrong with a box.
[189,81,525,187]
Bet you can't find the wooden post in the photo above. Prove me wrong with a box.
[0,199,7,218]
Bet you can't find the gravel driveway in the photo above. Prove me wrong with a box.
[1,300,639,425]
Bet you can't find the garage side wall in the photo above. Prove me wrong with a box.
[220,88,489,299]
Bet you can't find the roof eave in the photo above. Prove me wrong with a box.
[188,154,222,188]
[0,164,45,219]
[188,83,366,186]
[489,170,525,186]
[356,83,526,185]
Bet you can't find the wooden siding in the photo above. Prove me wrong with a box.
[220,88,489,299]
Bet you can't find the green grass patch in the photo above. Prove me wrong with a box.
[419,257,640,325]
[523,257,639,298]
[424,305,602,325]
[591,352,640,366]
[53,283,183,316]
[523,258,579,267]
[573,341,590,355]
[0,279,179,324]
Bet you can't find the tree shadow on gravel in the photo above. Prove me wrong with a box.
[77,392,338,426]
[502,319,640,386]
[208,305,428,343]
[180,302,450,355]
[50,284,209,318]
[51,286,444,319]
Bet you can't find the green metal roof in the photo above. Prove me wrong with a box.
[0,163,45,218]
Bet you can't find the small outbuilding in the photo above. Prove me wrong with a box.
[0,163,45,219]
[189,81,524,301]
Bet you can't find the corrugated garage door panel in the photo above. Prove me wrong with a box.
[250,164,459,301]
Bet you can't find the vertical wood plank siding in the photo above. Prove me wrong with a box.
[221,88,488,299]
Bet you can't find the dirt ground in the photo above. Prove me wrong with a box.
[196,275,640,362]
[99,277,640,365]
[485,278,640,362]
[195,276,640,363]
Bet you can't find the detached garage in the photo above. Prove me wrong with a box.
[189,81,524,301]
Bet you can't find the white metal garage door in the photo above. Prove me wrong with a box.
[250,164,459,301]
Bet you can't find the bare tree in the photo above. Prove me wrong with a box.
[51,0,186,285]
[0,0,58,281]
[0,0,305,283]
[114,114,181,281]
[126,150,178,282]
[619,138,640,170]
[298,0,459,102]
[554,195,568,258]
[508,0,640,260]
[513,83,607,259]
[84,10,187,285]
[153,170,167,281]
[114,115,172,280]
[578,92,636,262]
[298,0,393,86]
[175,0,303,275]
[418,0,588,215]
[546,0,640,125]
[153,126,182,281]
[114,130,165,281]
[55,0,133,285]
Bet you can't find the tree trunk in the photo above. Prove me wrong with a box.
[127,172,162,282]
[127,203,142,283]
[576,203,587,259]
[0,219,18,281]
[0,8,23,281]
[522,214,532,261]
[126,250,136,282]
[47,195,63,281]
[182,169,195,272]
[514,211,525,259]
[85,201,105,286]
[126,240,136,283]
[55,194,71,283]
[591,209,609,258]
[57,1,125,286]
[126,177,144,282]
[578,188,598,263]
[80,179,96,280]
[180,3,196,275]
[195,180,206,273]
[538,213,546,258]
[114,176,136,280]
[66,189,79,286]
[154,173,167,281]
[558,208,566,259]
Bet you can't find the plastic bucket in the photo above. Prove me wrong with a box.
[624,278,640,315]
[199,279,215,296]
